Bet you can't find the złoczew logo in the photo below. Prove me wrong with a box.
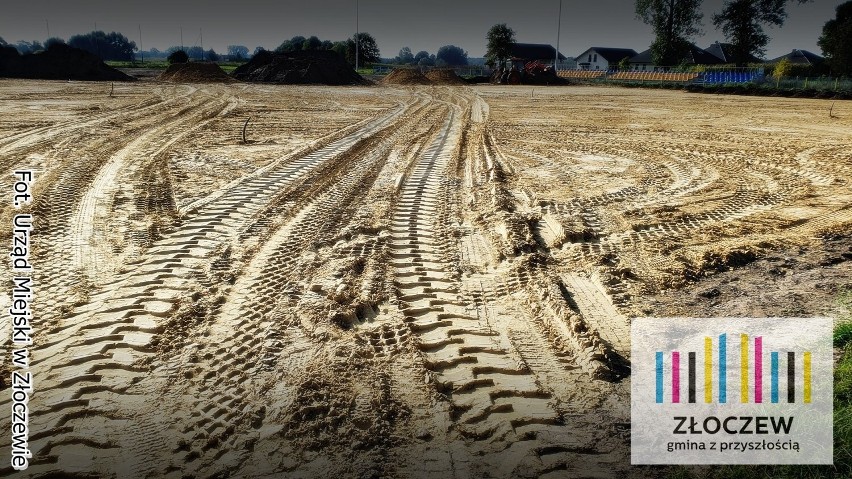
[632,318,832,465]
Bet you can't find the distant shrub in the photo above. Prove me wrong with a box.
[772,58,793,78]
[167,50,189,64]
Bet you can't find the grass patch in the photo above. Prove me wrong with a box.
[837,322,852,348]
[106,60,245,73]
[107,60,169,69]
[571,79,852,100]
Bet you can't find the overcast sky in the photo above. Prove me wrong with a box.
[0,0,843,60]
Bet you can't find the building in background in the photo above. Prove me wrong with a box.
[573,47,637,70]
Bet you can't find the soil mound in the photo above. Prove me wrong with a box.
[381,68,431,85]
[0,43,134,81]
[425,69,466,85]
[158,62,234,83]
[232,50,363,85]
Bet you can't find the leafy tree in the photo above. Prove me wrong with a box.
[413,50,430,64]
[321,40,334,50]
[275,40,294,52]
[713,0,811,66]
[276,36,308,53]
[436,45,468,66]
[227,45,249,60]
[346,32,380,66]
[636,0,703,65]
[418,55,436,67]
[396,46,415,64]
[331,41,348,58]
[302,36,322,50]
[618,56,632,70]
[772,57,793,77]
[0,36,6,46]
[486,23,516,68]
[45,37,66,49]
[68,31,136,61]
[253,46,266,57]
[818,1,852,76]
[167,49,189,64]
[206,49,220,61]
[290,36,306,51]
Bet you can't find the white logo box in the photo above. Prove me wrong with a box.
[631,317,833,465]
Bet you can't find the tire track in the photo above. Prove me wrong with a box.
[0,94,414,477]
[0,85,193,171]
[389,97,564,460]
[71,90,238,282]
[158,100,443,478]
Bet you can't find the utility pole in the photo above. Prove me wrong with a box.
[138,24,143,64]
[180,26,183,52]
[46,19,50,39]
[355,0,359,71]
[555,0,562,70]
[200,28,204,61]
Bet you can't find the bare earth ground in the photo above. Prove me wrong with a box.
[0,81,850,478]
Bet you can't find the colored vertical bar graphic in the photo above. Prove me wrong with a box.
[688,352,696,403]
[771,352,779,403]
[804,352,812,404]
[754,336,763,403]
[672,351,680,403]
[741,334,749,403]
[656,352,664,404]
[719,333,727,403]
[788,352,795,403]
[704,337,712,403]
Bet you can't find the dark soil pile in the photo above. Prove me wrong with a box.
[0,43,134,81]
[158,62,234,83]
[381,68,432,85]
[425,69,466,85]
[232,50,363,85]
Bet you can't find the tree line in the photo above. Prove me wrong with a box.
[0,31,383,67]
[634,0,851,75]
[271,33,380,67]
[1,2,848,75]
[391,45,469,67]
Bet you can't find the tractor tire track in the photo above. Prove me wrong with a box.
[0,94,415,477]
[389,97,570,474]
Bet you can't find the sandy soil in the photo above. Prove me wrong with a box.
[0,80,850,478]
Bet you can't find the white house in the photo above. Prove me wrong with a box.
[573,47,637,70]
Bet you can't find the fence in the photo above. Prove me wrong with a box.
[769,76,852,91]
[371,64,493,77]
[699,68,764,84]
[371,64,851,90]
[556,66,764,84]
[556,66,851,90]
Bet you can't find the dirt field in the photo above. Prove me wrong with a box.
[0,80,850,478]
